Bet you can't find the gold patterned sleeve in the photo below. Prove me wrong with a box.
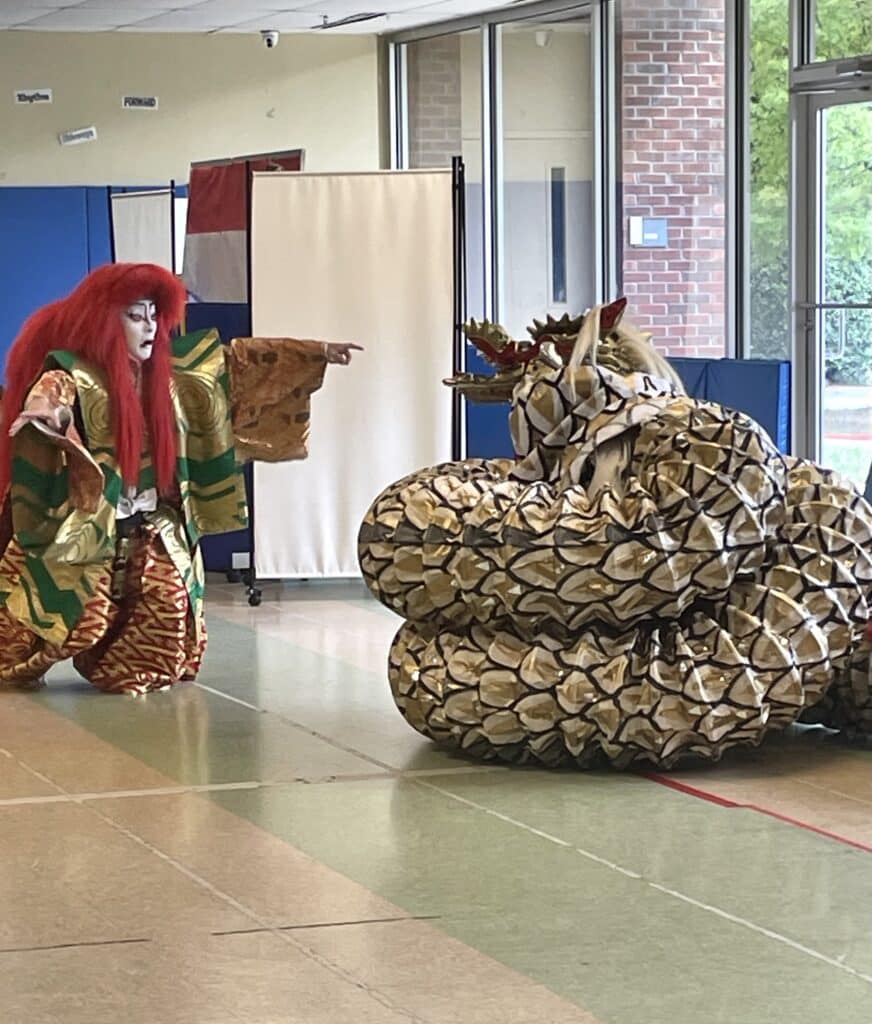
[9,370,104,513]
[226,338,329,463]
[10,369,77,437]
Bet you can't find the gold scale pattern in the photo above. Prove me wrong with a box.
[359,313,872,768]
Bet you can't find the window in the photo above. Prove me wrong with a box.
[812,0,872,63]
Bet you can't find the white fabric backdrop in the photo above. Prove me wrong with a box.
[250,170,455,578]
[174,196,188,273]
[111,190,174,268]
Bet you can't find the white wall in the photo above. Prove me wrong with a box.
[0,31,381,185]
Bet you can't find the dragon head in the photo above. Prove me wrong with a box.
[444,298,630,402]
[446,296,683,399]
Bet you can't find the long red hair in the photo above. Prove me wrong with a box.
[0,263,186,498]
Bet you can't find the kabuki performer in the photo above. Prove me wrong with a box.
[0,263,359,694]
[359,299,872,769]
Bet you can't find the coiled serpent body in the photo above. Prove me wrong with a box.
[358,306,872,768]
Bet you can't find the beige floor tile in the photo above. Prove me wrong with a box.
[98,791,410,927]
[0,802,253,949]
[0,692,178,794]
[0,749,57,799]
[298,919,601,1024]
[0,931,418,1024]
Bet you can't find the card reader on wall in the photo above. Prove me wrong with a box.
[629,217,668,248]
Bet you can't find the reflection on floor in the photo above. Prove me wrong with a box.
[1,579,871,1024]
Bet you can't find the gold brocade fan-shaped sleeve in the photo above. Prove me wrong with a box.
[226,338,328,463]
[9,369,104,514]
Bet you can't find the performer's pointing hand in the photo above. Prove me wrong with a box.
[325,343,363,366]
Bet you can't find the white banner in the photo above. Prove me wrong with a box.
[251,170,455,578]
[111,190,174,269]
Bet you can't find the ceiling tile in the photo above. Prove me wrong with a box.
[2,1,84,9]
[10,7,157,29]
[180,0,285,12]
[296,0,426,16]
[219,12,326,32]
[115,10,225,30]
[78,0,203,9]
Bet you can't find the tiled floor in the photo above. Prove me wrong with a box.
[2,579,871,1023]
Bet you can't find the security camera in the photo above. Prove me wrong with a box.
[261,30,279,48]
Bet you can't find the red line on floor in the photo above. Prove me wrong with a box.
[642,772,872,854]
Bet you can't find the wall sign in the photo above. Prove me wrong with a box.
[629,216,669,248]
[15,89,52,105]
[58,126,98,146]
[122,95,159,110]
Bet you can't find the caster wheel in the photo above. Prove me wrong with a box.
[226,569,242,584]
[248,589,262,607]
[241,570,253,587]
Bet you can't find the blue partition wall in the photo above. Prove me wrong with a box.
[0,187,114,361]
[670,357,791,453]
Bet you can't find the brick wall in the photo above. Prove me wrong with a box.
[620,0,727,357]
[407,35,462,169]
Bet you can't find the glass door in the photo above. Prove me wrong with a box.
[817,97,872,487]
[793,87,872,490]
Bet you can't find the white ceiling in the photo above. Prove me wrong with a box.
[0,0,533,34]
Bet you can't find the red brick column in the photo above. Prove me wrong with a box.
[619,0,727,357]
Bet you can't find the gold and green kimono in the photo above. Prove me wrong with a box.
[0,328,327,694]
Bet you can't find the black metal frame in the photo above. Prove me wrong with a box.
[242,160,262,606]
[451,156,468,462]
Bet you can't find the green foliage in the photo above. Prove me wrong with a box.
[749,0,872,371]
[823,257,872,385]
[814,0,872,63]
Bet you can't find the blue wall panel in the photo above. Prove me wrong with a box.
[707,359,791,453]
[0,187,92,361]
[464,348,515,460]
[668,357,708,399]
[86,187,113,270]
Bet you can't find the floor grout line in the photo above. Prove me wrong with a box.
[414,778,872,987]
[0,937,150,955]
[5,752,429,1024]
[193,681,397,773]
[793,776,872,807]
[211,915,440,937]
[0,767,508,807]
[192,681,507,783]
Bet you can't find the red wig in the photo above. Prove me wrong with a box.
[0,263,186,498]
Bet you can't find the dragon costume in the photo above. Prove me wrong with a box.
[359,299,872,768]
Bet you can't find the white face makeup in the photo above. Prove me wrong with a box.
[121,299,158,362]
